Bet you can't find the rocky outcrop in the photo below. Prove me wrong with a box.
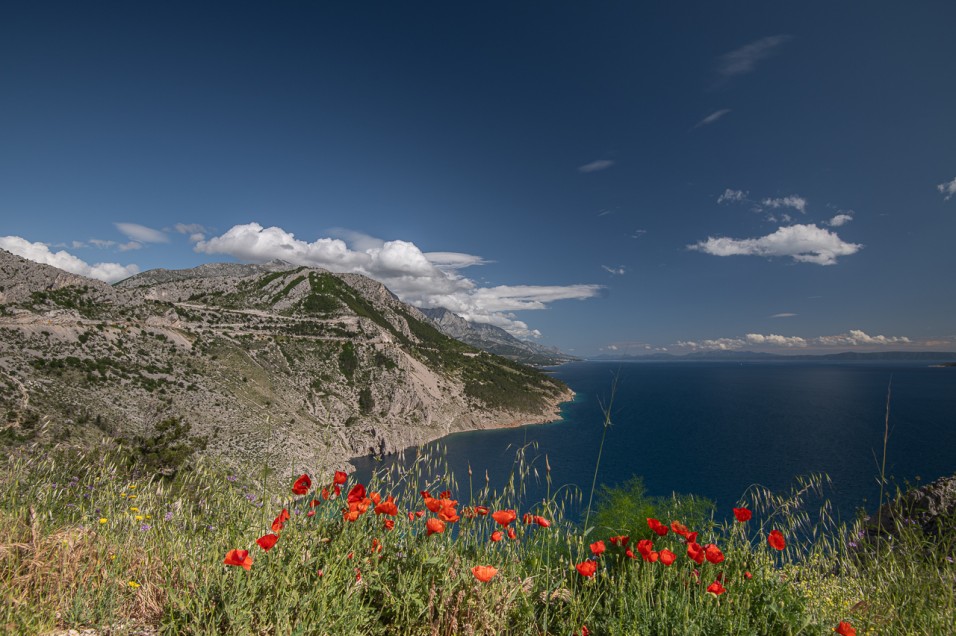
[866,474,956,539]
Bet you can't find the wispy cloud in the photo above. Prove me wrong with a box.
[115,222,169,244]
[771,312,797,318]
[676,329,911,351]
[716,35,792,78]
[194,223,602,339]
[631,229,647,239]
[693,109,731,129]
[688,223,862,265]
[761,195,807,214]
[717,188,748,204]
[601,265,626,275]
[0,235,139,283]
[826,212,853,227]
[578,159,615,173]
[173,223,209,241]
[937,176,956,201]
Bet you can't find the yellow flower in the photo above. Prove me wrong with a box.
[135,515,144,521]
[109,554,116,561]
[128,581,140,588]
[128,494,137,499]
[145,514,152,520]
[120,493,127,498]
[99,518,108,524]
[128,485,137,490]
[129,507,139,512]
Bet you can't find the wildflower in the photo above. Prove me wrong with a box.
[139,523,151,532]
[129,507,140,513]
[408,511,416,521]
[309,499,321,508]
[647,518,668,536]
[706,580,726,596]
[624,548,637,559]
[744,570,753,579]
[127,581,140,588]
[581,627,589,636]
[534,515,551,527]
[659,549,677,566]
[833,622,856,636]
[475,506,489,516]
[575,560,597,578]
[768,529,786,551]
[704,544,725,564]
[491,531,504,542]
[685,531,698,544]
[733,507,752,522]
[609,535,629,546]
[292,474,311,495]
[426,518,445,536]
[492,509,517,526]
[355,568,361,582]
[636,539,654,559]
[507,528,517,540]
[135,515,144,521]
[670,521,690,537]
[472,565,497,582]
[223,549,253,570]
[227,475,238,482]
[687,542,705,565]
[437,501,460,523]
[99,518,108,524]
[256,534,279,551]
[128,494,137,500]
[590,540,606,556]
[333,471,347,485]
[371,538,383,554]
[523,513,534,524]
[347,483,367,504]
[272,509,290,533]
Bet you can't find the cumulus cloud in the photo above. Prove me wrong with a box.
[601,265,626,275]
[693,109,731,129]
[194,223,602,338]
[114,222,169,244]
[826,212,853,227]
[761,195,807,214]
[688,223,862,265]
[718,189,748,204]
[578,159,615,173]
[937,176,956,201]
[716,35,792,78]
[0,236,139,283]
[676,329,911,351]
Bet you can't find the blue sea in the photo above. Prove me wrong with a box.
[353,361,956,521]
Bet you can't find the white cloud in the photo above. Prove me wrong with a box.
[0,236,139,283]
[745,333,807,347]
[815,330,911,346]
[118,241,142,251]
[89,239,117,249]
[771,312,797,318]
[578,159,615,173]
[689,223,861,265]
[717,189,748,204]
[601,265,626,275]
[676,329,911,351]
[71,240,87,249]
[114,222,169,244]
[937,176,956,201]
[826,212,853,227]
[716,35,792,78]
[173,223,208,235]
[693,109,731,129]
[195,223,602,338]
[761,195,807,214]
[631,229,647,238]
[188,233,205,243]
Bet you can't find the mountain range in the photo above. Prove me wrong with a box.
[0,249,571,475]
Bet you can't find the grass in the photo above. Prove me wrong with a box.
[0,438,953,635]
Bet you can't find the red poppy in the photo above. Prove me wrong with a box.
[523,513,534,524]
[223,549,253,570]
[636,539,654,558]
[659,548,676,566]
[271,509,290,533]
[491,509,517,526]
[292,474,311,495]
[309,499,321,508]
[507,528,517,540]
[575,560,597,578]
[647,517,668,536]
[733,507,752,522]
[424,496,441,513]
[475,506,489,516]
[321,487,330,500]
[687,542,705,565]
[415,510,425,518]
[590,540,606,556]
[383,518,395,530]
[369,492,381,505]
[744,570,753,579]
[347,483,366,505]
[768,529,786,551]
[374,497,398,516]
[439,490,452,499]
[371,538,382,554]
[581,627,589,636]
[609,535,630,546]
[256,533,279,551]
[333,470,347,485]
[670,521,690,537]
[437,499,460,523]
[704,544,725,564]
[426,518,445,536]
[472,565,498,582]
[685,531,698,544]
[408,511,416,521]
[306,509,316,518]
[833,622,856,636]
[624,548,637,560]
[355,568,361,582]
[490,530,504,542]
[706,580,726,596]
[343,507,361,522]
[534,516,551,527]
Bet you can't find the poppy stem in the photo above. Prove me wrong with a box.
[876,377,892,558]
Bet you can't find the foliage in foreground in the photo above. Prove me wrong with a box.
[0,442,953,635]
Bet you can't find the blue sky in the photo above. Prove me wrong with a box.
[2,2,955,355]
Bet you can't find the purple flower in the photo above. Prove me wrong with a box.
[848,541,858,548]
[227,475,238,482]
[139,523,151,532]
[164,511,174,521]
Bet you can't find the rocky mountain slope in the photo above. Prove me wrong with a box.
[420,307,577,366]
[0,249,571,475]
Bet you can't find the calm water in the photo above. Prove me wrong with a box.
[353,361,956,520]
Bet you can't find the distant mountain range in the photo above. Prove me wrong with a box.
[0,250,571,474]
[589,350,956,362]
